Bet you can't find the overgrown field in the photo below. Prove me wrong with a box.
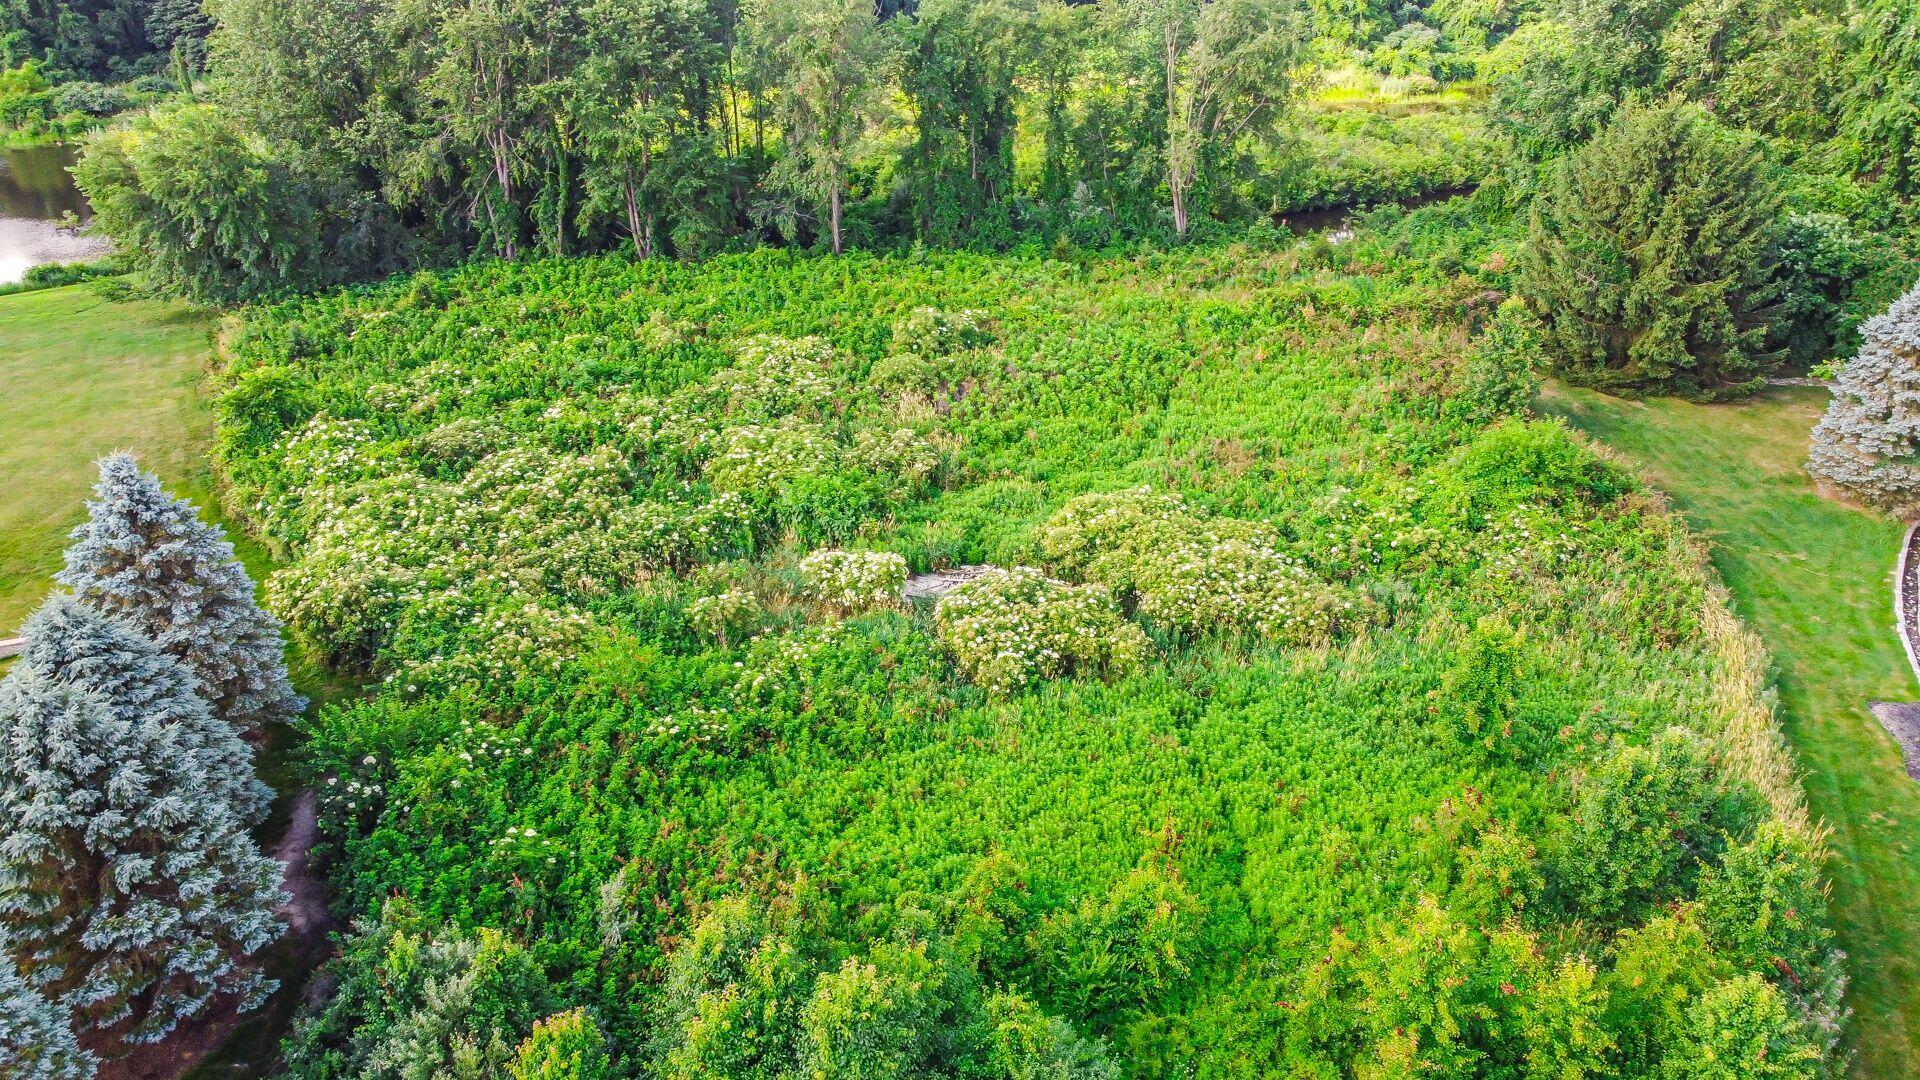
[217,205,1841,1075]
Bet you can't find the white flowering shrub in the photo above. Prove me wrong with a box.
[267,444,746,665]
[706,420,839,493]
[1039,488,1351,646]
[687,587,762,646]
[386,599,597,694]
[799,549,909,613]
[935,567,1150,694]
[848,428,940,493]
[413,417,509,476]
[891,306,990,358]
[708,335,842,421]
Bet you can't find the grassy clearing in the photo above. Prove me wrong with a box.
[0,283,220,630]
[1546,383,1920,1080]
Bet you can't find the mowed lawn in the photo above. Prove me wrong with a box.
[0,283,222,632]
[1548,383,1920,1080]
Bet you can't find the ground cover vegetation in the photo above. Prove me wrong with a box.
[202,199,1847,1076]
[17,0,1920,1071]
[1546,383,1920,1079]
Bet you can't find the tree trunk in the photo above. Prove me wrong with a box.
[830,184,844,255]
[624,180,651,259]
[1171,175,1189,237]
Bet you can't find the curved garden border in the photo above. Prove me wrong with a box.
[1898,522,1920,686]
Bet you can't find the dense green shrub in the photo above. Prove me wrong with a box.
[1520,100,1785,398]
[284,901,562,1080]
[75,104,330,304]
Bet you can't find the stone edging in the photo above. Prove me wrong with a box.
[1896,522,1920,687]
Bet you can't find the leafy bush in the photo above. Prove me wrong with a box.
[284,901,560,1080]
[1039,487,1353,645]
[799,549,909,613]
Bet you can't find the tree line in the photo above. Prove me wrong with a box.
[77,0,1321,302]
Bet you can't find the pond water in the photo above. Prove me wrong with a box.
[0,143,112,285]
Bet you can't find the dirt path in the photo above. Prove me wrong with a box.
[274,791,332,939]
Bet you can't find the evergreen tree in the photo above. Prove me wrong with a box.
[1519,99,1783,398]
[1,936,95,1080]
[1807,280,1920,515]
[58,453,303,735]
[0,595,283,1047]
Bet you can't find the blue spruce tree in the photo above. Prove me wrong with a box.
[1,935,95,1080]
[58,453,303,734]
[0,595,284,1049]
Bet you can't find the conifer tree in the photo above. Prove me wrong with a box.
[1807,280,1920,516]
[1519,99,1783,398]
[0,595,284,1048]
[1,938,95,1080]
[58,453,303,735]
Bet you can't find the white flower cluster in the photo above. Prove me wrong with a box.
[265,439,751,662]
[1310,482,1447,579]
[709,335,841,421]
[644,703,729,745]
[1040,488,1351,645]
[798,549,908,613]
[707,420,839,493]
[687,587,761,644]
[365,359,480,417]
[392,602,597,694]
[934,566,1150,695]
[891,306,990,357]
[279,416,386,489]
[1471,503,1581,578]
[733,623,852,701]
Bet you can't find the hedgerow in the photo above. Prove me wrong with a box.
[217,203,1836,1075]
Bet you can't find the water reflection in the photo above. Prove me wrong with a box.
[0,144,112,285]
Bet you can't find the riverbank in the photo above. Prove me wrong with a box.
[1546,382,1920,1079]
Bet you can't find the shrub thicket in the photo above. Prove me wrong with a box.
[216,211,1831,1074]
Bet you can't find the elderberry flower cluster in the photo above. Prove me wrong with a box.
[799,549,908,613]
[935,566,1149,694]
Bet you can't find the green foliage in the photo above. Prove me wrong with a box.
[209,212,1838,1075]
[1842,0,1920,198]
[935,567,1152,694]
[1545,728,1761,926]
[1660,974,1825,1079]
[509,1009,613,1080]
[73,103,327,304]
[1030,861,1206,1020]
[284,900,560,1080]
[1520,100,1784,398]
